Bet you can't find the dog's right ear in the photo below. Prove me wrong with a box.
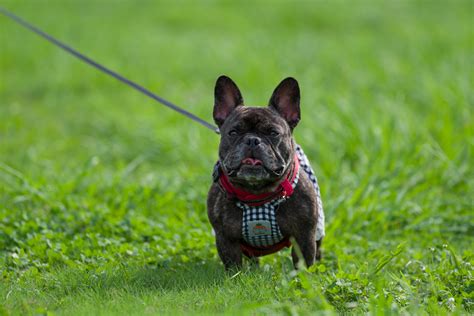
[213,75,243,127]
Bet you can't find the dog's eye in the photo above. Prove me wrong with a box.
[269,130,280,137]
[228,130,238,136]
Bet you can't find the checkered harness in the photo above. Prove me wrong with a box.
[239,144,325,248]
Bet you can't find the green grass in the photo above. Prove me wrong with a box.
[0,0,473,315]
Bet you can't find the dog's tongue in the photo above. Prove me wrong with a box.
[242,158,262,166]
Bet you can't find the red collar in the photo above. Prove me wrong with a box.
[216,154,300,206]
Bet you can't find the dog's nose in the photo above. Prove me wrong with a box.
[246,136,261,148]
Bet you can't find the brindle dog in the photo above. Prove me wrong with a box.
[207,76,322,270]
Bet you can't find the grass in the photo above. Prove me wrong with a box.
[0,0,473,315]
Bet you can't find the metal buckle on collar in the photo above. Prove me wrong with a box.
[212,162,221,183]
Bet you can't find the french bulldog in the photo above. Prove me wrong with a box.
[207,75,325,270]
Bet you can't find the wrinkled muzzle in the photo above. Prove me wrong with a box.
[222,138,287,181]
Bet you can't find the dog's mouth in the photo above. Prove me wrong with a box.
[241,157,263,166]
[225,157,285,180]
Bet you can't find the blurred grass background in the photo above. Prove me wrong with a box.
[0,0,473,315]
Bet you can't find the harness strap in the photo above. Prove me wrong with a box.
[240,236,291,258]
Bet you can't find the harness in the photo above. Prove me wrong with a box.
[213,144,325,257]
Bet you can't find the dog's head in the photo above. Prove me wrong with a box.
[213,75,301,191]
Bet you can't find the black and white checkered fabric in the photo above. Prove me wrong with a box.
[238,201,287,247]
[295,144,325,241]
[239,144,325,248]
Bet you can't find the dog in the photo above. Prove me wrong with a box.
[207,76,325,270]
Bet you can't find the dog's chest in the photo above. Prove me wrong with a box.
[238,202,285,247]
[236,145,325,247]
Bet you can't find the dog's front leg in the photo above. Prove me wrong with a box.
[315,238,323,261]
[291,233,317,269]
[215,233,242,270]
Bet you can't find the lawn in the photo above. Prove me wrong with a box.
[0,0,472,315]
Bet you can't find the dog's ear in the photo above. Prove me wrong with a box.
[269,77,300,129]
[213,75,244,127]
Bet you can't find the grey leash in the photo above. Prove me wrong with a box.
[0,6,220,134]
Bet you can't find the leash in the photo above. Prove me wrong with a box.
[0,6,220,134]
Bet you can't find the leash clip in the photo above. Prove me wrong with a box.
[212,162,221,182]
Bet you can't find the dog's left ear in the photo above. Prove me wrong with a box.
[269,77,300,129]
